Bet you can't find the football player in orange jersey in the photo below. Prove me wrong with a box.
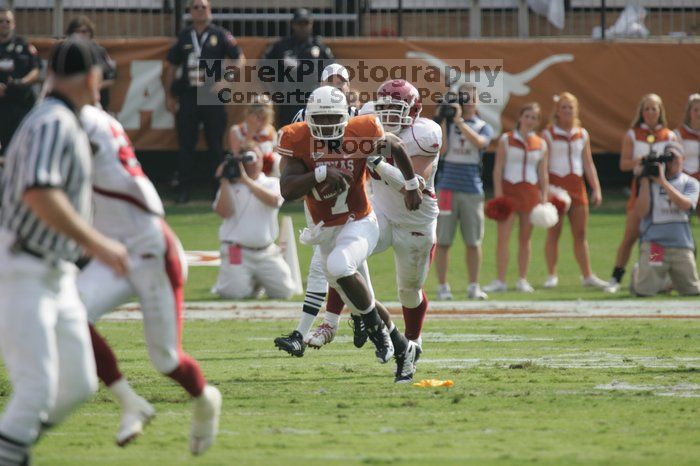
[278,85,422,374]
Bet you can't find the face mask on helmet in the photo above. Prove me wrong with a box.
[375,97,412,134]
[307,112,349,140]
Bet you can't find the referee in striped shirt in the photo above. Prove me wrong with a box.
[0,38,128,466]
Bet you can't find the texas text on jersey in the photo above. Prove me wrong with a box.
[278,114,385,227]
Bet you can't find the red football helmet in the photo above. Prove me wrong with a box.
[375,79,422,134]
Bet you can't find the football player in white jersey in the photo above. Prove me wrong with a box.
[306,79,442,382]
[76,104,221,454]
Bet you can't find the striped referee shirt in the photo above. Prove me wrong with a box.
[0,93,93,263]
[291,105,359,124]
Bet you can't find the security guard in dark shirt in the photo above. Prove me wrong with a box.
[0,8,40,156]
[263,8,335,126]
[164,0,244,204]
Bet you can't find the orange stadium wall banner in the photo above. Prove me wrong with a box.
[32,38,700,154]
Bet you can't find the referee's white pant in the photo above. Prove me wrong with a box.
[0,239,97,446]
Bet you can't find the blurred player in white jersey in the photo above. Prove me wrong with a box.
[76,104,221,454]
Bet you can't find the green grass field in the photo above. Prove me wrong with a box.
[170,193,700,302]
[1,192,699,465]
[22,319,700,465]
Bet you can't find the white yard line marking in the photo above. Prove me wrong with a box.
[419,353,700,370]
[594,381,700,398]
[103,300,700,321]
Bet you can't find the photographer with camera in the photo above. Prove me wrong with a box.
[631,142,700,296]
[211,142,296,299]
[433,84,494,300]
[604,94,677,293]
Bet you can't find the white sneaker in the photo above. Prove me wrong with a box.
[543,275,558,288]
[190,385,222,456]
[603,279,620,294]
[582,274,608,289]
[437,284,453,300]
[116,396,156,447]
[304,322,336,348]
[467,283,488,300]
[515,278,535,293]
[483,279,507,293]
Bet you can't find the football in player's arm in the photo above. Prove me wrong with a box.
[281,131,422,212]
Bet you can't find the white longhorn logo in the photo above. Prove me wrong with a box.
[406,52,574,135]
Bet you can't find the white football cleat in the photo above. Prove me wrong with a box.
[467,283,488,300]
[483,279,507,293]
[543,275,559,288]
[116,396,156,447]
[437,284,453,300]
[515,278,535,293]
[581,274,608,289]
[190,385,222,456]
[304,322,336,348]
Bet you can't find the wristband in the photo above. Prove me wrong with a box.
[314,165,327,183]
[404,176,420,191]
[367,155,383,169]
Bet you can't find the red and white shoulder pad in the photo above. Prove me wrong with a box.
[402,117,442,156]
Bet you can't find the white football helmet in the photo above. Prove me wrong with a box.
[306,85,349,140]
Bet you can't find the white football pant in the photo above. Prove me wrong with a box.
[374,209,436,308]
[77,221,187,374]
[316,214,379,313]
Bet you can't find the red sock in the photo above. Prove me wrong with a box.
[89,324,123,387]
[402,291,428,341]
[167,353,206,398]
[326,287,345,315]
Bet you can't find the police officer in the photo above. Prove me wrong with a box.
[263,8,335,126]
[0,8,41,157]
[164,0,244,204]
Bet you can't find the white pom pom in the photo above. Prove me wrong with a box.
[530,202,559,228]
[548,185,572,212]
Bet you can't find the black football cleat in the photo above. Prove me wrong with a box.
[365,322,394,364]
[274,330,305,357]
[349,314,368,348]
[394,341,420,384]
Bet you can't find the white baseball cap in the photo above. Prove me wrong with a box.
[321,63,349,83]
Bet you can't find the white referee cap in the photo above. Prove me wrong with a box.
[321,64,349,83]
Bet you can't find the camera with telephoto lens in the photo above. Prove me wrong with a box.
[221,151,256,181]
[434,89,473,124]
[640,146,675,178]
